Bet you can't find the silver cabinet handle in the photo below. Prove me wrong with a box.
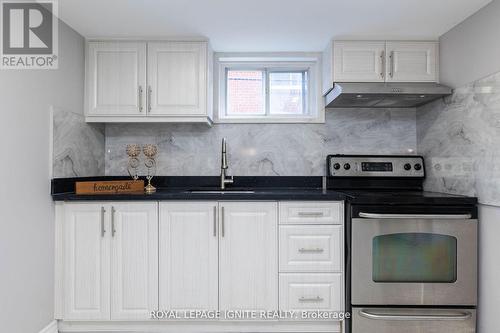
[213,206,217,237]
[358,212,472,220]
[299,296,324,303]
[147,85,152,113]
[138,85,143,112]
[389,51,394,78]
[298,212,324,217]
[380,50,385,79]
[359,309,472,321]
[298,248,324,253]
[221,206,225,237]
[111,206,116,237]
[100,207,106,237]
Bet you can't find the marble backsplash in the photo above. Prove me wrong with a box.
[417,70,500,206]
[52,107,105,178]
[105,108,417,176]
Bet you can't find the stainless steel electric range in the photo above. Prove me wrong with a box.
[327,155,478,333]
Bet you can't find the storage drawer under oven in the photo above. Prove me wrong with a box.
[352,307,476,333]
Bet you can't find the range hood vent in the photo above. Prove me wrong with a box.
[325,82,452,108]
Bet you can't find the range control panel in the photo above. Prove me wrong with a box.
[327,155,425,178]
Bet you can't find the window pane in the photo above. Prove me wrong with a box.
[269,72,307,115]
[226,70,265,115]
[372,233,457,283]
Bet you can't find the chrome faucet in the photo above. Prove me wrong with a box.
[220,138,234,190]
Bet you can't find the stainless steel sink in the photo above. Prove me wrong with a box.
[185,190,255,194]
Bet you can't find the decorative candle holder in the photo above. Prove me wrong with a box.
[143,144,158,194]
[126,144,141,180]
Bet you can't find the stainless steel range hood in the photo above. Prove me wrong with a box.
[325,82,452,108]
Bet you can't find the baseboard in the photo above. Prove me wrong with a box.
[57,320,341,333]
[39,320,58,333]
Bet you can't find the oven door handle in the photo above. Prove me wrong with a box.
[358,212,472,219]
[359,309,472,321]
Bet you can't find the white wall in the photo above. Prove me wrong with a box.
[477,204,500,333]
[440,0,500,88]
[436,1,500,332]
[0,21,84,333]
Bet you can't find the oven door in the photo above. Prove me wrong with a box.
[352,307,476,333]
[351,207,477,306]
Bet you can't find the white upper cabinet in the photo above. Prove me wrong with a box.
[110,203,158,320]
[332,41,386,83]
[385,41,438,82]
[159,202,218,312]
[86,42,146,116]
[85,40,213,124]
[148,42,208,117]
[219,202,278,311]
[64,203,110,320]
[323,40,439,93]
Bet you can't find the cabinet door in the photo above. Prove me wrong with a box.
[333,41,386,82]
[147,42,207,116]
[64,203,110,320]
[219,202,278,311]
[86,42,147,116]
[159,202,218,312]
[385,42,438,82]
[110,203,158,320]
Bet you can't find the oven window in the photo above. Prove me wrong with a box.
[372,233,457,283]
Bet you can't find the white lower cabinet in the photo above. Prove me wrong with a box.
[58,200,343,330]
[159,202,218,311]
[278,201,344,316]
[64,203,110,320]
[63,202,158,321]
[219,202,278,311]
[110,203,158,320]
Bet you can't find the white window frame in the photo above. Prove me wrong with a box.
[215,54,325,123]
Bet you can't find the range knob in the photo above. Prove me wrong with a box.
[414,163,422,171]
[404,163,412,171]
[333,163,341,170]
[344,163,351,170]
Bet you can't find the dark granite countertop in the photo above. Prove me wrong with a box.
[51,176,477,205]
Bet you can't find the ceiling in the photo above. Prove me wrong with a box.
[58,0,491,52]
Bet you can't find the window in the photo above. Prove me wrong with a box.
[216,55,323,123]
[372,233,457,283]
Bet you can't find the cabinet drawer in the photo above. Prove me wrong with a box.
[279,225,342,272]
[279,273,343,312]
[279,202,342,225]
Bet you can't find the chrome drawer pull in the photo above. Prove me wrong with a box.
[299,296,324,303]
[100,206,106,237]
[213,206,217,237]
[138,85,143,112]
[359,212,472,220]
[147,86,152,113]
[221,206,225,237]
[111,206,116,237]
[359,309,472,321]
[298,212,324,217]
[298,248,324,253]
[380,50,385,78]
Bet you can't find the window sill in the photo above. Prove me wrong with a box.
[215,116,325,124]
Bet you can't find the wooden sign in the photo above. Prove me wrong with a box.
[76,180,144,195]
